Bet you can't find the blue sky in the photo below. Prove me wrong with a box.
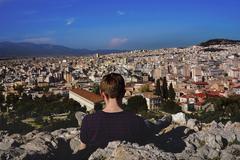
[0,0,240,50]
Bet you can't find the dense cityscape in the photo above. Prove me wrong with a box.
[1,39,240,160]
[1,40,240,134]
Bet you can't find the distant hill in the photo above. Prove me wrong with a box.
[199,39,240,47]
[0,42,125,58]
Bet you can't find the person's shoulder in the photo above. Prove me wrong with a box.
[123,111,144,121]
[82,111,102,120]
[123,111,136,116]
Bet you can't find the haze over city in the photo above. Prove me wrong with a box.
[1,0,240,50]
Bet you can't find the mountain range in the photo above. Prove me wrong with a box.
[0,42,125,58]
[0,39,240,58]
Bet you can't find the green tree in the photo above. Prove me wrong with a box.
[203,96,240,123]
[21,93,32,101]
[0,114,8,130]
[140,84,150,93]
[0,92,5,112]
[14,85,24,95]
[162,77,168,100]
[92,84,100,95]
[154,79,161,96]
[168,83,176,101]
[15,101,33,118]
[42,86,50,93]
[160,100,181,114]
[125,95,148,113]
[6,94,19,105]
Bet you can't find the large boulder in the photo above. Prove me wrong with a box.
[20,132,58,159]
[0,148,27,160]
[221,144,240,160]
[186,119,201,132]
[69,137,82,154]
[89,141,176,160]
[172,112,187,125]
[0,136,18,151]
[0,132,24,152]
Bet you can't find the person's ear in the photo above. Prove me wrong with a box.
[100,91,105,98]
[101,92,108,99]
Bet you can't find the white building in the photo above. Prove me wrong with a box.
[69,88,103,111]
[142,92,161,110]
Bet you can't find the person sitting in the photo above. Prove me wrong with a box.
[73,73,172,159]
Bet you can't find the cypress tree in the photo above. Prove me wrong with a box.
[155,79,161,96]
[162,77,168,100]
[0,92,4,112]
[168,82,176,101]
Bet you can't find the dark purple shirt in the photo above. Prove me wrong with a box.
[80,110,151,148]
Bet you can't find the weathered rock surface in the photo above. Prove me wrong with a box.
[0,112,240,160]
[0,128,80,160]
[172,112,187,125]
[89,141,176,160]
[75,111,86,127]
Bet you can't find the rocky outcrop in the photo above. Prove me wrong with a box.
[0,112,240,160]
[89,141,176,160]
[0,128,80,160]
[90,119,240,160]
[75,111,86,127]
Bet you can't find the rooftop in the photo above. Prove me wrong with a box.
[70,88,103,103]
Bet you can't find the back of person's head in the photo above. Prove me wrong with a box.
[100,73,125,100]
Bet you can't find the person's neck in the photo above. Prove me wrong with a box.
[103,98,123,113]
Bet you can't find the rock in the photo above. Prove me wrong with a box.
[205,133,224,149]
[186,119,201,132]
[175,148,195,160]
[195,145,210,159]
[51,128,80,142]
[220,151,235,160]
[195,145,220,160]
[0,148,27,160]
[75,111,86,127]
[89,141,176,160]
[172,112,187,125]
[188,156,205,160]
[184,133,203,149]
[0,133,24,151]
[1,117,240,160]
[69,137,81,154]
[222,130,236,144]
[20,132,58,159]
[221,121,237,144]
[209,121,219,129]
[221,144,240,160]
[24,130,39,141]
[232,122,240,142]
[0,137,16,150]
[207,148,220,159]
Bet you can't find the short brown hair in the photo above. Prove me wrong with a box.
[100,73,125,99]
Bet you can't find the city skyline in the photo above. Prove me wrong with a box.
[0,0,240,50]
